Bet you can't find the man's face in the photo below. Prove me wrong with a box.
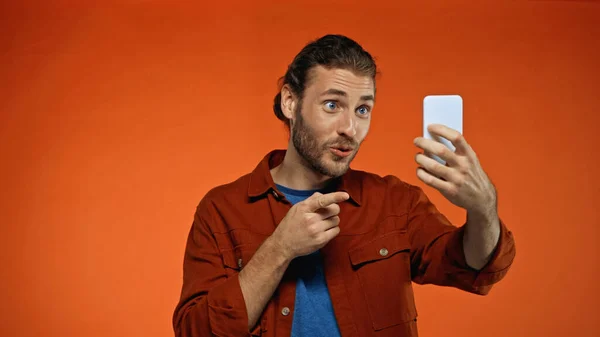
[290,66,375,178]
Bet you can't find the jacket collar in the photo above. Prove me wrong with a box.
[247,149,362,206]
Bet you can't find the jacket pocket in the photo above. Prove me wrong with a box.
[348,230,417,331]
[222,245,257,275]
[221,245,266,336]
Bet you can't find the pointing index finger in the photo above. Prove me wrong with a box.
[309,191,350,211]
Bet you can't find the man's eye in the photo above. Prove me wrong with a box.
[357,106,370,115]
[325,101,337,110]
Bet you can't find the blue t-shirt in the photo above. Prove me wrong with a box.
[275,184,342,337]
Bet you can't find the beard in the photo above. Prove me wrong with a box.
[291,103,359,178]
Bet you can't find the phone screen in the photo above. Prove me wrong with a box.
[423,95,463,165]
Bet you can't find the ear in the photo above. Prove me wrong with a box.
[280,84,297,120]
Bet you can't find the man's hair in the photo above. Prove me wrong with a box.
[273,34,378,128]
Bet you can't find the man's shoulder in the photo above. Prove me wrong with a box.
[352,169,428,213]
[351,168,418,194]
[200,172,254,205]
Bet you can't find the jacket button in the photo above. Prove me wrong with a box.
[281,307,290,316]
[379,248,389,257]
[272,190,280,199]
[237,258,243,268]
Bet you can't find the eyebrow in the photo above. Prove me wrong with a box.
[320,88,374,102]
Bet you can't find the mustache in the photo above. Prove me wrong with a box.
[325,137,358,149]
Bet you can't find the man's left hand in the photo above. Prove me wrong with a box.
[413,124,497,216]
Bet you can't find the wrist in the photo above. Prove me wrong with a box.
[265,235,295,265]
[467,204,498,230]
[468,207,496,221]
[468,194,497,221]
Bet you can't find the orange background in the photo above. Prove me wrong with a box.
[1,1,599,336]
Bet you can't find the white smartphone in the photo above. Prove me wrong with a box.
[423,95,463,165]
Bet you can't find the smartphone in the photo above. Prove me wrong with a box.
[423,95,463,165]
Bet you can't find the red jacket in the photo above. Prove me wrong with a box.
[173,149,516,337]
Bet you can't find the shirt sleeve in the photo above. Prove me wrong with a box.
[172,201,257,337]
[406,185,516,295]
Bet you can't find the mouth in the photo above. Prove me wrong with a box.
[329,145,354,158]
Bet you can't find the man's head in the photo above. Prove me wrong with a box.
[273,34,377,178]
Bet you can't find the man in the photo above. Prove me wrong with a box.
[173,34,516,337]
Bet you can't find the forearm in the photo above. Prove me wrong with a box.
[239,236,292,330]
[463,207,501,270]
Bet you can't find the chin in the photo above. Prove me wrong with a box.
[321,158,351,178]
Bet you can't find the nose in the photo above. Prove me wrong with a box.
[337,111,357,138]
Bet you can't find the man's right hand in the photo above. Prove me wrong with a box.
[238,190,349,330]
[271,191,350,260]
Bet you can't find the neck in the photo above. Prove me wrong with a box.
[270,147,332,191]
